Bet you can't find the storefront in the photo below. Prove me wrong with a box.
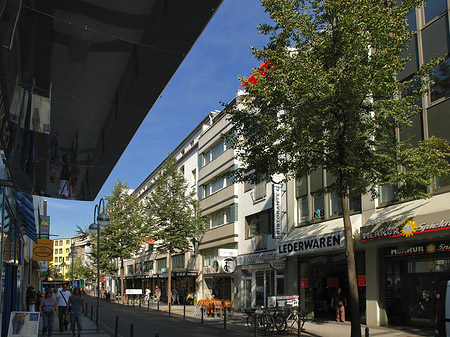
[361,193,450,328]
[278,214,366,321]
[237,250,285,309]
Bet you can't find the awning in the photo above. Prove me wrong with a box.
[276,214,362,257]
[15,192,37,242]
[360,194,450,242]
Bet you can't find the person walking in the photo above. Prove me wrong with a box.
[56,283,71,332]
[39,290,58,337]
[155,285,161,302]
[67,287,86,337]
[331,287,347,322]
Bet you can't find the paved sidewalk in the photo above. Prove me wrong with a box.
[43,297,435,337]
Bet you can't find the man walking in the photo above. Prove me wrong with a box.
[56,283,70,332]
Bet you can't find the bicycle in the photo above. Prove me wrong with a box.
[275,306,306,332]
[246,306,285,332]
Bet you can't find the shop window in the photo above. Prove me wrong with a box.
[431,57,450,102]
[156,258,167,273]
[172,254,185,269]
[245,209,272,250]
[424,0,447,24]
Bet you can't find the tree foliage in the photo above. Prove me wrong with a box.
[226,1,450,336]
[143,154,206,255]
[64,256,95,281]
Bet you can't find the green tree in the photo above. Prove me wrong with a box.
[64,256,95,282]
[81,180,144,300]
[143,154,207,304]
[227,1,450,336]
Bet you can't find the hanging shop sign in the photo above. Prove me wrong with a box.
[32,239,53,261]
[360,218,450,242]
[273,183,283,239]
[221,258,236,273]
[276,231,344,257]
[269,259,286,271]
[300,278,309,289]
[39,216,50,239]
[237,250,276,266]
[357,275,366,287]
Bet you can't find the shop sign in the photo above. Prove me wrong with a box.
[384,240,450,258]
[39,216,50,239]
[8,312,39,337]
[173,271,197,277]
[300,278,308,289]
[32,239,54,261]
[360,218,450,242]
[221,258,236,273]
[237,250,276,266]
[269,259,286,271]
[273,183,283,239]
[125,289,142,295]
[357,275,366,287]
[268,295,299,308]
[277,231,344,257]
[327,278,339,288]
[218,248,238,257]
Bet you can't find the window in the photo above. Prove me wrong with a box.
[406,9,417,31]
[311,169,325,220]
[210,204,237,228]
[198,175,233,200]
[59,249,63,254]
[59,257,62,262]
[54,249,58,254]
[424,0,447,24]
[431,58,450,102]
[156,258,167,273]
[254,181,266,200]
[59,240,63,246]
[172,254,185,269]
[66,248,70,253]
[54,258,58,263]
[127,265,134,275]
[144,261,153,272]
[199,140,230,167]
[66,240,70,245]
[54,241,58,247]
[246,210,273,250]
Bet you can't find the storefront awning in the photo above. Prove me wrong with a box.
[15,192,37,242]
[276,214,361,257]
[360,194,450,242]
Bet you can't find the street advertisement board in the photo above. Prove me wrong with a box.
[7,312,40,337]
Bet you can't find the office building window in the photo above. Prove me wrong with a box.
[156,258,167,273]
[246,209,273,250]
[172,254,185,269]
[431,58,450,102]
[424,0,447,24]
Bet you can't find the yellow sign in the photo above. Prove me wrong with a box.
[32,239,54,261]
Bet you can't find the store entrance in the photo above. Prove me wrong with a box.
[386,258,450,327]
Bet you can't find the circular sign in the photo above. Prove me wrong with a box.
[269,259,286,271]
[221,258,236,273]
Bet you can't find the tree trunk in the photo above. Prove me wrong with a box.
[342,193,362,337]
[168,252,172,305]
[120,258,124,304]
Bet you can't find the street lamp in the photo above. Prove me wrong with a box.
[69,245,77,286]
[88,198,110,333]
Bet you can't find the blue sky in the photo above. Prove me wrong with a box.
[47,0,272,239]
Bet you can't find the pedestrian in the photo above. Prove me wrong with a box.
[56,283,71,332]
[40,290,58,337]
[145,287,151,302]
[331,287,347,322]
[26,285,36,312]
[67,287,86,337]
[155,285,161,302]
[172,288,180,305]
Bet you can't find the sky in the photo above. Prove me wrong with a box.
[46,0,272,239]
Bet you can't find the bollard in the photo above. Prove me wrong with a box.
[157,300,159,313]
[224,306,226,330]
[148,298,150,311]
[139,297,141,308]
[130,323,134,337]
[96,305,99,327]
[297,314,301,337]
[201,307,204,324]
[127,297,129,307]
[90,305,93,321]
[86,302,88,316]
[183,301,186,320]
[365,327,369,337]
[254,315,257,337]
[115,316,119,337]
[169,302,171,317]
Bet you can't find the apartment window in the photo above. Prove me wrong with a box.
[59,249,62,254]
[54,241,58,247]
[198,175,233,200]
[210,204,237,228]
[144,261,154,272]
[54,258,58,263]
[254,181,267,200]
[431,58,450,102]
[424,0,447,24]
[127,265,134,275]
[59,257,62,262]
[66,240,70,245]
[54,249,58,254]
[246,210,272,250]
[66,248,70,253]
[156,258,167,273]
[191,169,197,187]
[172,254,185,269]
[199,140,230,167]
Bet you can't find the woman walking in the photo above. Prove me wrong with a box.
[67,287,86,337]
[39,290,58,336]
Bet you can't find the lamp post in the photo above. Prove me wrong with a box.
[89,198,110,333]
[69,244,77,287]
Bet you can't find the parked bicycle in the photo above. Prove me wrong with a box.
[275,306,306,332]
[246,306,285,332]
